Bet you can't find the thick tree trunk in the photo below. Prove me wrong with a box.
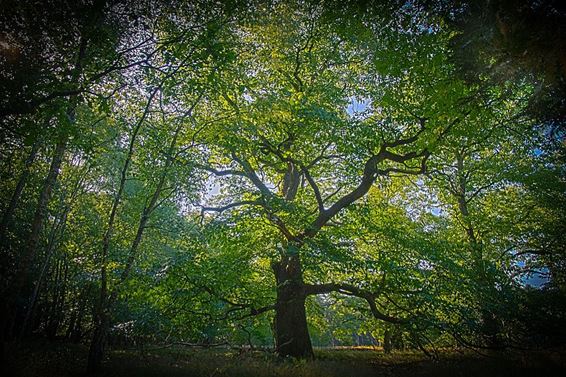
[272,254,314,358]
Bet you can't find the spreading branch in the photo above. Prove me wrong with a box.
[196,284,276,321]
[303,282,406,324]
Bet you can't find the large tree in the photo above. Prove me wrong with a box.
[195,2,490,357]
[1,1,563,370]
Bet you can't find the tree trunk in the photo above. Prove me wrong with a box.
[68,284,90,343]
[86,86,165,373]
[21,135,67,288]
[45,262,60,340]
[272,254,314,358]
[11,135,67,336]
[383,327,392,353]
[2,134,68,342]
[87,310,110,373]
[0,139,40,244]
[20,205,65,338]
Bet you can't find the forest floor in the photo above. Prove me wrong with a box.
[4,340,566,377]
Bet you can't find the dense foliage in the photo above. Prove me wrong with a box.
[1,0,564,372]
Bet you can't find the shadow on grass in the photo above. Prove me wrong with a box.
[5,340,566,377]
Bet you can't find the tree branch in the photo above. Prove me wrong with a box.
[197,164,246,177]
[196,284,275,320]
[381,118,426,149]
[200,200,261,214]
[303,282,406,323]
[232,153,274,197]
[301,165,325,213]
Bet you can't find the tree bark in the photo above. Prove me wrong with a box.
[272,254,314,358]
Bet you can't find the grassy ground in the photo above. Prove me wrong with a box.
[5,340,566,377]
